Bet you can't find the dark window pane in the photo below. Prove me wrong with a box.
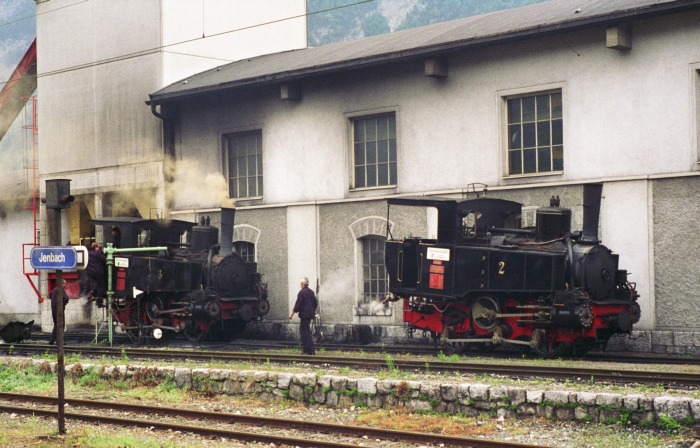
[388,115,396,139]
[509,150,522,175]
[259,176,263,194]
[366,120,376,140]
[354,121,364,142]
[552,119,563,145]
[508,124,521,149]
[536,94,550,121]
[378,163,388,185]
[389,140,396,162]
[537,121,550,146]
[378,140,388,162]
[389,162,397,185]
[248,137,258,155]
[355,166,365,188]
[367,165,377,187]
[522,123,536,148]
[247,155,256,174]
[538,147,551,172]
[551,93,562,119]
[522,96,535,122]
[248,177,257,196]
[355,143,365,165]
[553,146,564,170]
[239,180,247,198]
[507,98,521,124]
[366,141,377,164]
[523,148,536,173]
[377,117,388,140]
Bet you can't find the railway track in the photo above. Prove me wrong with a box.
[0,391,547,448]
[30,331,700,366]
[2,341,699,389]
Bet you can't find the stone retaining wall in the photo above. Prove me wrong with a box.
[25,359,700,426]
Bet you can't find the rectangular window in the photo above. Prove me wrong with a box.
[224,130,263,199]
[351,113,397,189]
[506,91,563,176]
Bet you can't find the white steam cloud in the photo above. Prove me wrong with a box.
[164,157,230,210]
[317,265,355,310]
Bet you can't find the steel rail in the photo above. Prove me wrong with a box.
[0,392,546,448]
[2,343,698,388]
[31,332,700,366]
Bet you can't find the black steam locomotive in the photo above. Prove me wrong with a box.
[384,184,640,357]
[92,207,268,342]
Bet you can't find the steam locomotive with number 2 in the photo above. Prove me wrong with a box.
[384,184,640,357]
[92,207,269,343]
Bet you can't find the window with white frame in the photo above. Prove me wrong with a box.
[224,130,263,199]
[233,241,255,263]
[506,91,563,176]
[351,113,397,189]
[357,236,390,316]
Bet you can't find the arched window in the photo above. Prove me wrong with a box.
[350,216,392,317]
[358,236,389,315]
[232,224,260,263]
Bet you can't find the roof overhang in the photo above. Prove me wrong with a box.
[148,0,700,106]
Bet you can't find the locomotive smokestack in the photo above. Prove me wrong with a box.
[220,206,235,256]
[580,183,603,244]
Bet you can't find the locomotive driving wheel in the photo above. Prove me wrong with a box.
[471,296,501,330]
[146,296,164,322]
[183,320,207,342]
[530,329,568,358]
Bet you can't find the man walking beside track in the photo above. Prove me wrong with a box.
[288,277,318,355]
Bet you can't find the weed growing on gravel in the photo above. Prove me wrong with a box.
[436,351,460,362]
[0,363,54,392]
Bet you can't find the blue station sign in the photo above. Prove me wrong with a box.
[30,246,77,271]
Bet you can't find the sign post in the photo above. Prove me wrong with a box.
[38,179,76,435]
[30,246,85,435]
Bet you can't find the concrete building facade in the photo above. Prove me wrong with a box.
[148,0,700,353]
[4,0,697,354]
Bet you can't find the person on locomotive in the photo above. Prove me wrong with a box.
[48,279,69,345]
[111,226,122,248]
[86,242,107,307]
[288,277,318,355]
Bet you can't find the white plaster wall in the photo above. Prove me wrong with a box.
[0,210,40,326]
[161,0,307,86]
[600,180,653,330]
[176,13,700,207]
[36,0,307,186]
[286,205,318,312]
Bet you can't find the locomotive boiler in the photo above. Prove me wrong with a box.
[384,184,640,357]
[92,207,269,343]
